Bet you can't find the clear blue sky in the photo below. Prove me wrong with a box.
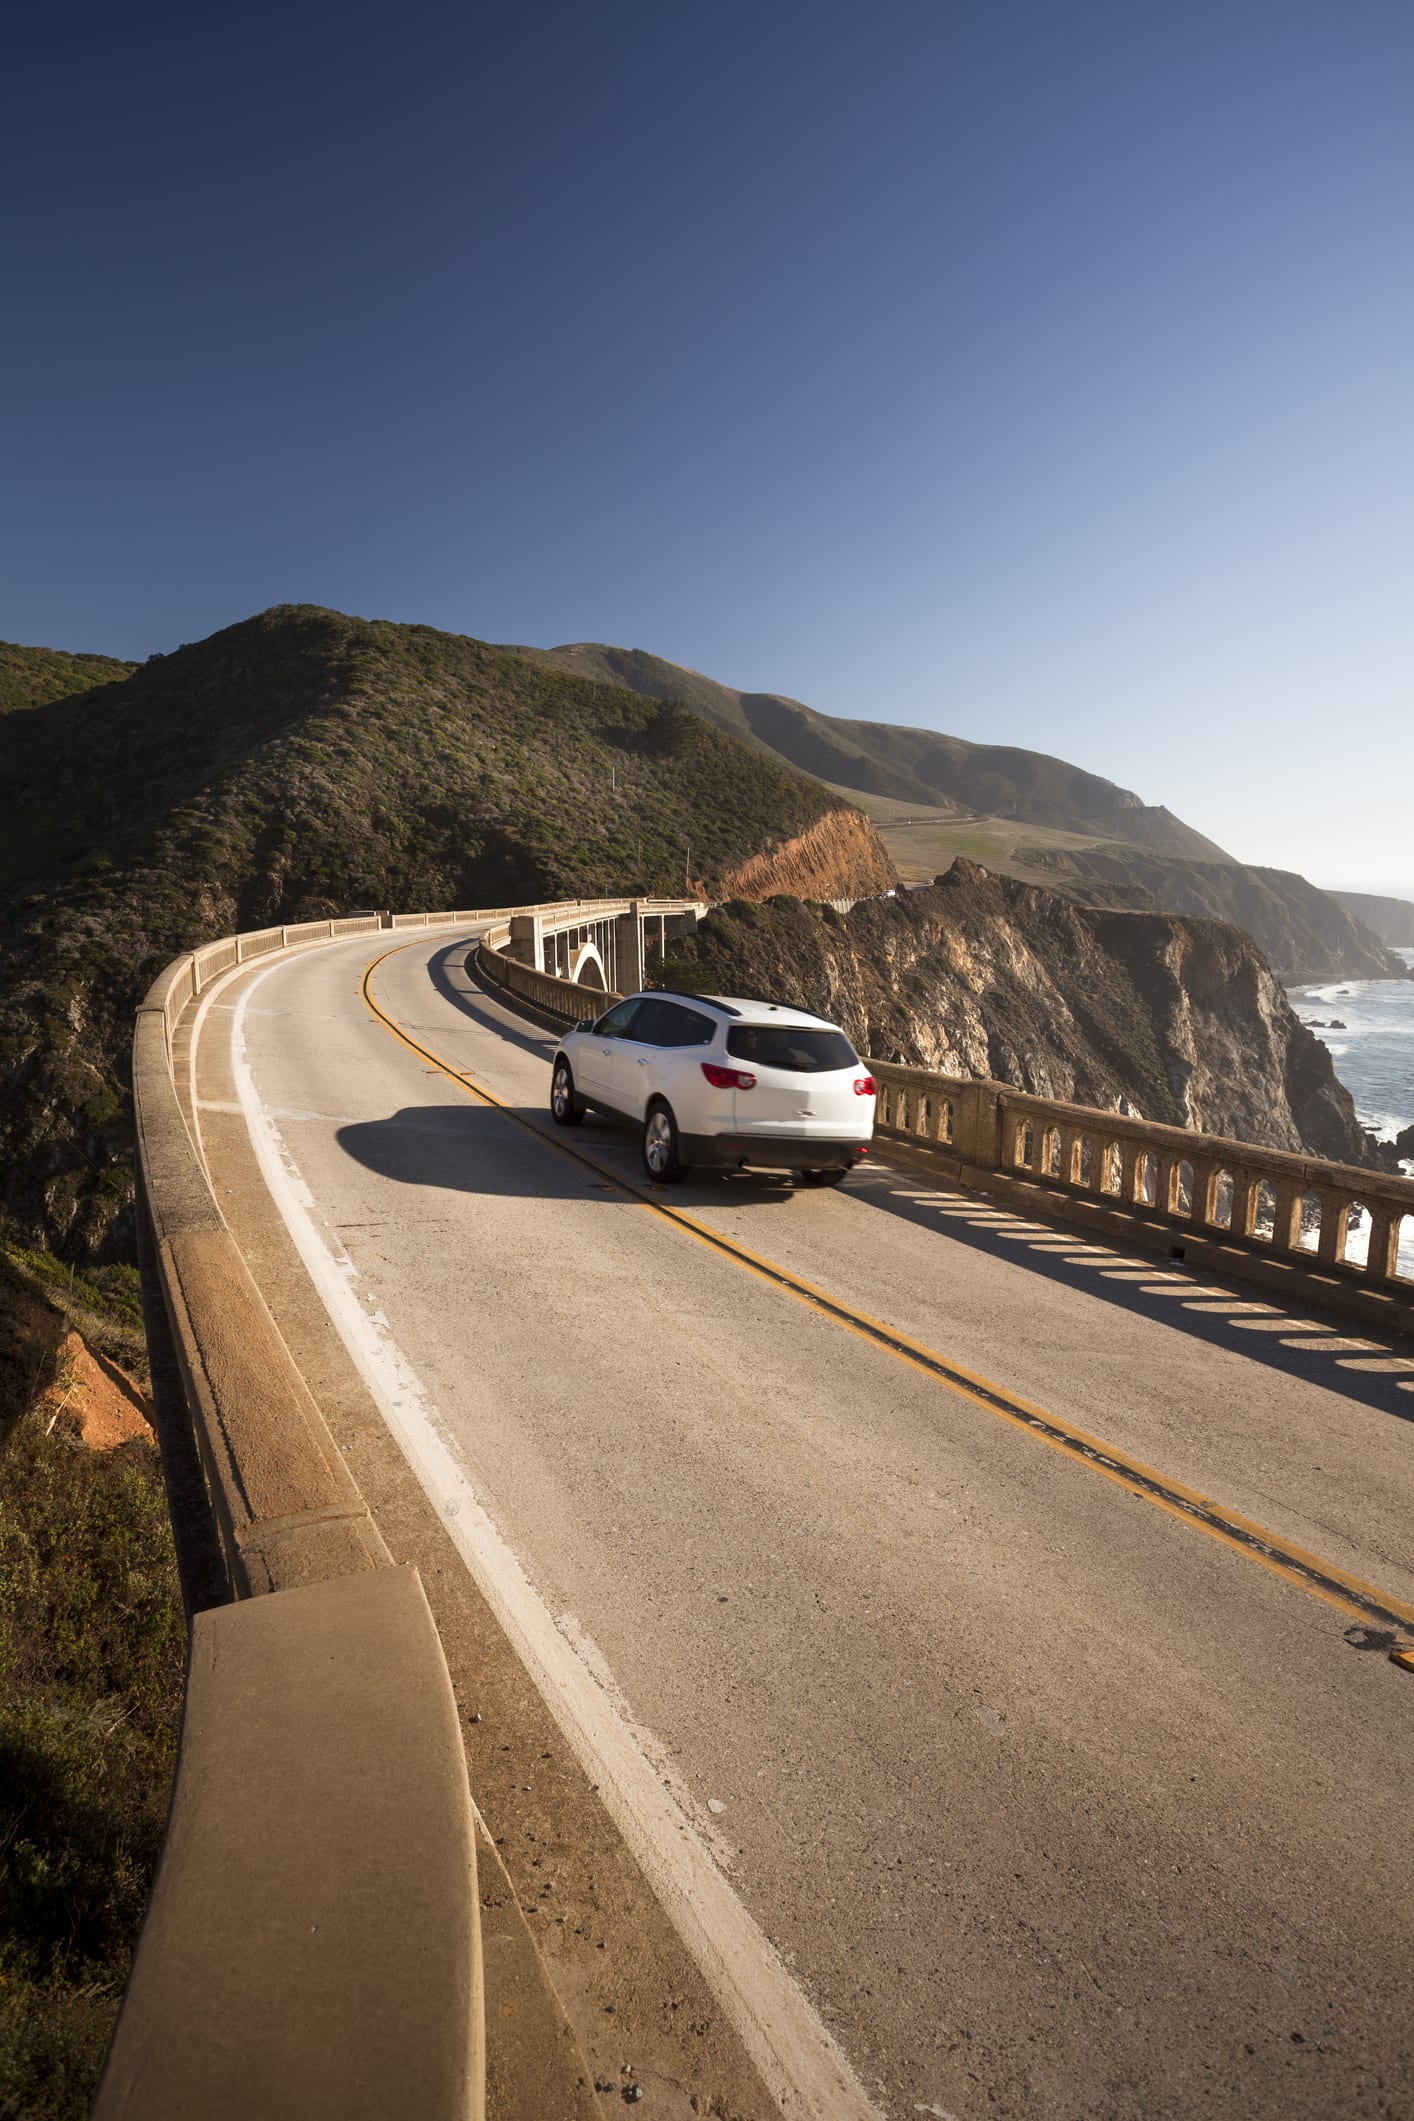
[4,1,1411,894]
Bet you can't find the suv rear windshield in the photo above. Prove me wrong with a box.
[725,1025,858,1073]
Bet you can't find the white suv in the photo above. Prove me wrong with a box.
[550,990,877,1185]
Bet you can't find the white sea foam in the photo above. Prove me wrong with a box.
[1288,949,1414,1144]
[1288,950,1414,1275]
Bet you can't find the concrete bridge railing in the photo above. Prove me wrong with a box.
[876,1067,1414,1335]
[475,932,1414,1339]
[106,898,642,2120]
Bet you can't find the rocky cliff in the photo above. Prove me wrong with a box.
[716,809,894,902]
[658,861,1373,1164]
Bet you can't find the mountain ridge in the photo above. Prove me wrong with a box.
[503,639,1404,985]
[1014,846,1407,984]
[500,641,1229,859]
[1331,890,1414,948]
[0,639,138,715]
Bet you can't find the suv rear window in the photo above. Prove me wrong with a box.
[726,1025,858,1073]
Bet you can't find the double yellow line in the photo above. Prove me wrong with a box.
[361,944,1414,1663]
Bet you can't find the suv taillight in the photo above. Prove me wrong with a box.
[854,1075,877,1096]
[702,1062,756,1090]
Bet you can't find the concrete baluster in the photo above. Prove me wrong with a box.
[1316,1189,1345,1267]
[1008,1111,1029,1171]
[1269,1179,1302,1253]
[1197,1160,1224,1228]
[1227,1165,1257,1239]
[1363,1205,1398,1284]
[1116,1140,1140,1204]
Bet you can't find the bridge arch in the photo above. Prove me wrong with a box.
[570,941,607,990]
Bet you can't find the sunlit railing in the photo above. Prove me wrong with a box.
[870,1065,1414,1296]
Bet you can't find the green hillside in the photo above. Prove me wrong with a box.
[503,640,1231,859]
[0,641,137,715]
[0,606,875,1258]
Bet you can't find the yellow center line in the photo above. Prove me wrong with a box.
[360,944,1414,1655]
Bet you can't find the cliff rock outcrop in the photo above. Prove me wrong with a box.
[716,810,895,903]
[660,860,1372,1163]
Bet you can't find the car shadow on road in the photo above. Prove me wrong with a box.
[334,1100,795,1211]
[851,1165,1414,1427]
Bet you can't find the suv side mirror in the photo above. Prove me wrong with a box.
[574,1018,594,1033]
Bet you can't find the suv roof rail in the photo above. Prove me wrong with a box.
[643,987,740,1017]
[721,992,830,1020]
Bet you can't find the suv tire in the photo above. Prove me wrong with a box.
[643,1101,687,1184]
[551,1058,585,1126]
[794,1166,848,1188]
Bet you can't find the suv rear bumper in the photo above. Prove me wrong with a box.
[680,1131,870,1173]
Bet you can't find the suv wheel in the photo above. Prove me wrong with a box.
[643,1101,687,1184]
[794,1166,848,1188]
[551,1058,584,1126]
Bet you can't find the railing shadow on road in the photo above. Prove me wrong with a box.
[427,939,562,1060]
[848,1166,1414,1428]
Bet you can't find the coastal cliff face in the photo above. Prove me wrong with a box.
[658,861,1372,1164]
[716,809,895,902]
[1332,890,1414,948]
[1018,848,1406,984]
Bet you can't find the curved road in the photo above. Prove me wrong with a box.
[196,928,1414,2121]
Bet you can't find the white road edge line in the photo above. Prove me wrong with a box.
[228,950,880,2121]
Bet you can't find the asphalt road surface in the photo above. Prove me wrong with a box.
[204,928,1414,2121]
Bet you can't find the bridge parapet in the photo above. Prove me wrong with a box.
[114,897,642,2120]
[871,1064,1414,1335]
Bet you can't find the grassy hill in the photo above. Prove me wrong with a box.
[0,606,887,1259]
[502,640,1231,859]
[0,642,137,715]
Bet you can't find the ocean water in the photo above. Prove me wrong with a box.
[1286,948,1414,1279]
[1287,948,1414,1160]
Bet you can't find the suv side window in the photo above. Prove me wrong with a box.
[594,999,646,1039]
[629,998,716,1047]
[660,1003,715,1047]
[622,998,673,1046]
